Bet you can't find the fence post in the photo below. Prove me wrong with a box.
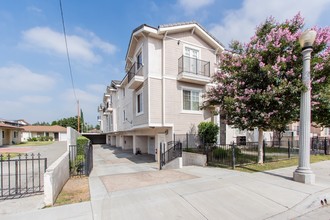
[263,140,266,163]
[159,143,162,170]
[324,138,328,155]
[15,160,18,194]
[288,139,291,158]
[231,143,236,169]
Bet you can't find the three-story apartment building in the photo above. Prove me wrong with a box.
[98,22,225,155]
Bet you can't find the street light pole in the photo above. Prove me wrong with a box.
[293,30,317,184]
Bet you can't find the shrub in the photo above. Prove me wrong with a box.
[76,136,90,155]
[198,122,219,145]
[212,147,242,159]
[28,137,38,142]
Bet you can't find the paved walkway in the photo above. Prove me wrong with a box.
[2,144,330,219]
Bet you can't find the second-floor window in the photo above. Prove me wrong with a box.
[136,90,143,115]
[123,110,126,122]
[137,51,143,70]
[183,89,200,111]
[184,46,200,74]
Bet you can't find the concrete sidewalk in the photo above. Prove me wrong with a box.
[2,145,330,219]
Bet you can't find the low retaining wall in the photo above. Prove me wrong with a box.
[162,157,182,170]
[182,152,207,167]
[44,151,70,206]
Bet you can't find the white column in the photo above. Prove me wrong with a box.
[293,48,315,184]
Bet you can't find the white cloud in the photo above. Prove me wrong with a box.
[27,6,42,13]
[19,95,52,104]
[0,65,56,92]
[177,0,214,14]
[21,27,116,63]
[210,0,330,47]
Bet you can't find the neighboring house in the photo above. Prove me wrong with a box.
[0,118,30,127]
[0,123,23,146]
[98,22,226,155]
[21,125,67,142]
[286,122,330,141]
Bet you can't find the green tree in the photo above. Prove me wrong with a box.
[198,122,219,146]
[52,116,79,130]
[204,13,330,163]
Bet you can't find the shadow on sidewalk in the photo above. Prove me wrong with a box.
[98,144,156,164]
[239,166,293,181]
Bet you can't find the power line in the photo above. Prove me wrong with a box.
[59,0,77,102]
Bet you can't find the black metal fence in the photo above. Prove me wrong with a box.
[160,141,182,169]
[176,133,330,168]
[69,142,93,176]
[0,153,47,199]
[178,55,210,77]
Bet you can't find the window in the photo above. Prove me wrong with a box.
[123,110,126,122]
[2,131,4,138]
[137,51,143,70]
[295,126,300,135]
[136,91,143,115]
[14,131,18,138]
[184,46,200,74]
[123,88,125,97]
[183,89,200,111]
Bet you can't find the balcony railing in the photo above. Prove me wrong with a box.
[127,62,143,83]
[178,55,210,77]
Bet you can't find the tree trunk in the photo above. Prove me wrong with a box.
[257,128,264,164]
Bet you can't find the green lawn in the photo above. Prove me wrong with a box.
[235,155,330,173]
[0,153,19,160]
[17,141,54,146]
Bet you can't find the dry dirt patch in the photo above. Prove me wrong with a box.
[54,176,90,206]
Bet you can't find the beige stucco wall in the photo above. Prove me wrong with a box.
[149,77,162,124]
[147,36,162,78]
[164,78,212,134]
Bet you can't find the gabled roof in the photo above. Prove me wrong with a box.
[158,21,225,48]
[22,125,67,133]
[125,21,225,63]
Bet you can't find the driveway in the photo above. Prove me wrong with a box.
[90,145,197,194]
[0,141,67,166]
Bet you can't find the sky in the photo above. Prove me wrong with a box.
[0,0,329,125]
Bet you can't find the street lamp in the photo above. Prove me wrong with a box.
[293,30,317,184]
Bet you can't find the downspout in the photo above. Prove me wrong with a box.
[162,32,167,126]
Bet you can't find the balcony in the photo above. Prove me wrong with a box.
[127,62,144,89]
[105,102,113,113]
[177,56,211,85]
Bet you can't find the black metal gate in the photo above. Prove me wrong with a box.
[160,141,182,169]
[69,142,93,176]
[0,153,47,199]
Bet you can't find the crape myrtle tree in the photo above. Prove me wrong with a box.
[204,13,330,163]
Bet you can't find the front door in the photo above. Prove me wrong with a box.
[148,137,155,155]
[54,132,59,141]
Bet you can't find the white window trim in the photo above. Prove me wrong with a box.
[182,43,201,59]
[134,44,144,71]
[181,86,203,114]
[136,88,144,116]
